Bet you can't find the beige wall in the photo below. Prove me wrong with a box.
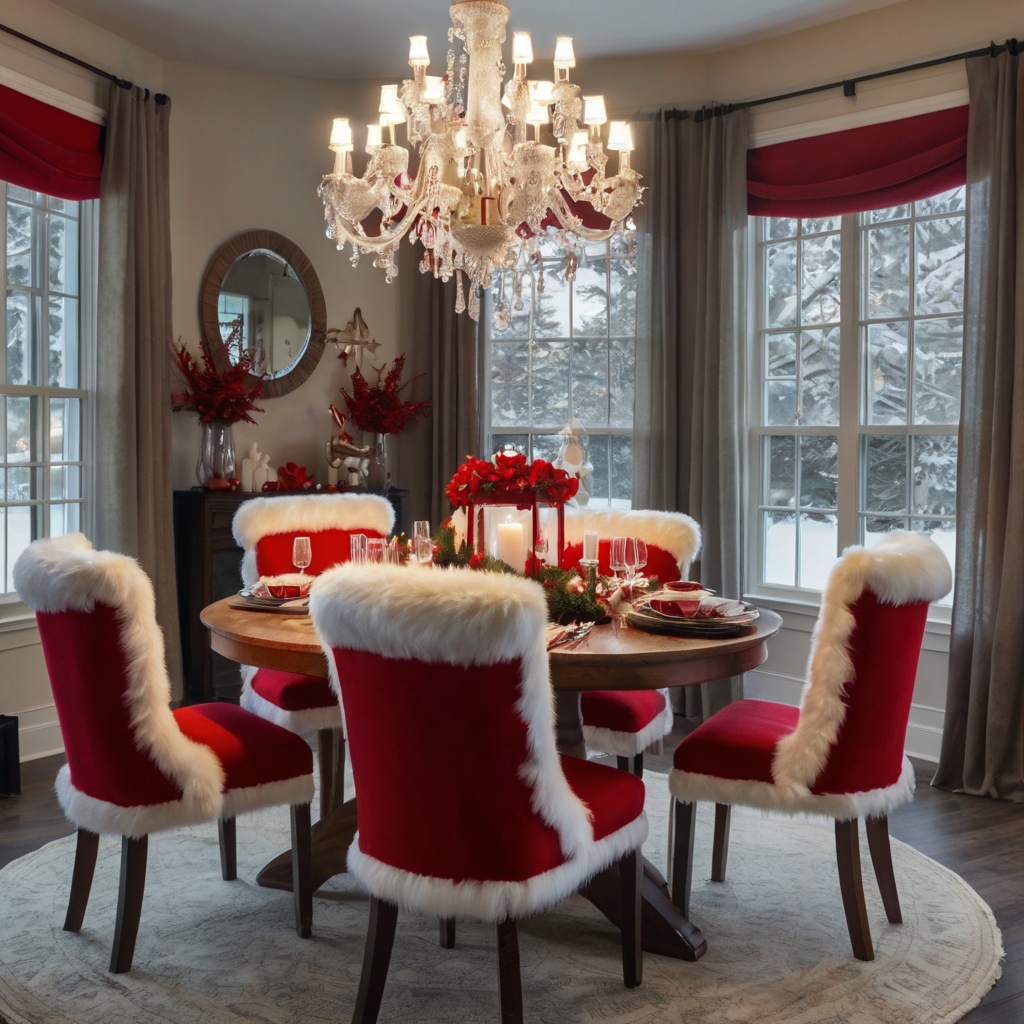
[3,0,1020,756]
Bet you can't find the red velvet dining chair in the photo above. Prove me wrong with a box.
[13,534,315,974]
[309,563,649,1024]
[563,508,702,775]
[668,532,952,961]
[232,492,394,815]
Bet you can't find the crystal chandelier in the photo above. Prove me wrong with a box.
[319,0,642,323]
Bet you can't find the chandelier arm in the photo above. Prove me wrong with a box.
[548,190,622,243]
[330,200,429,252]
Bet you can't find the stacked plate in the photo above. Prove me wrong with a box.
[626,596,759,638]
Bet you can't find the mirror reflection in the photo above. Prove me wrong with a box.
[217,250,311,378]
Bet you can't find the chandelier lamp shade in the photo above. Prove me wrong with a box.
[319,0,642,322]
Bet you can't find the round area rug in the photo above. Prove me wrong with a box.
[0,772,1001,1024]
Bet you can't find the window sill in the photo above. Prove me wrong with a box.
[0,598,38,635]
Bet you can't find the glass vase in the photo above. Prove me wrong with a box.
[366,432,391,494]
[196,419,236,487]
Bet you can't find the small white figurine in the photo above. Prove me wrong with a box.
[252,453,273,492]
[241,442,262,492]
[553,418,593,506]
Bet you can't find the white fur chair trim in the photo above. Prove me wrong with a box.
[233,493,394,551]
[347,812,648,923]
[563,508,701,573]
[239,665,342,739]
[583,692,675,759]
[669,756,916,823]
[771,532,951,792]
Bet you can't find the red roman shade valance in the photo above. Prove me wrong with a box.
[748,105,969,217]
[0,82,104,200]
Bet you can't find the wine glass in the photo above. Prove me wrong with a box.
[634,538,648,574]
[609,536,628,580]
[622,537,639,579]
[292,536,312,575]
[366,538,384,563]
[349,534,367,564]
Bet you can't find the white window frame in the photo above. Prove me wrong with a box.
[1,183,97,608]
[746,203,962,622]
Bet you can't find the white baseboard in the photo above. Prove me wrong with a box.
[744,670,943,763]
[11,704,65,762]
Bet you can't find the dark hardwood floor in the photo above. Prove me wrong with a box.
[2,737,1021,1021]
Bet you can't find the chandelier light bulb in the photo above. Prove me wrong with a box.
[329,117,353,151]
[512,32,534,65]
[408,35,430,67]
[607,120,634,152]
[553,36,576,70]
[365,123,383,153]
[583,96,607,126]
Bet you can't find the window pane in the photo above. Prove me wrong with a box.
[914,316,962,425]
[8,185,36,203]
[800,329,840,425]
[48,397,81,462]
[48,295,79,387]
[765,435,795,506]
[803,216,842,234]
[867,323,908,425]
[48,195,79,216]
[530,432,562,463]
[608,260,637,337]
[767,218,797,240]
[869,204,911,223]
[587,433,608,501]
[766,379,797,426]
[7,201,33,287]
[6,505,34,592]
[916,217,965,315]
[533,269,570,338]
[915,186,965,217]
[863,515,907,546]
[491,283,531,339]
[800,435,838,508]
[6,396,36,462]
[763,511,796,586]
[913,435,957,515]
[48,214,79,295]
[50,464,82,500]
[866,223,910,319]
[489,433,527,456]
[6,288,34,385]
[530,341,569,426]
[799,513,838,589]
[572,262,607,338]
[801,232,841,325]
[767,241,798,328]
[766,333,796,377]
[611,434,632,502]
[570,339,608,426]
[864,435,907,513]
[491,342,529,426]
[913,519,956,606]
[609,339,635,428]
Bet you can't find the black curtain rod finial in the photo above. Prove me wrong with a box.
[843,79,856,97]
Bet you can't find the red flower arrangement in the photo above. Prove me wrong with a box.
[340,354,431,435]
[446,450,579,508]
[170,340,264,424]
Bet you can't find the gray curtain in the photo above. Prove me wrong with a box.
[396,248,479,530]
[934,51,1024,802]
[95,83,182,693]
[634,108,749,720]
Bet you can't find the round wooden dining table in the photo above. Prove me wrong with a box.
[201,595,781,962]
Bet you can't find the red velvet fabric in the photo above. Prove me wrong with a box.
[0,83,104,201]
[674,699,799,782]
[558,755,646,841]
[174,703,312,789]
[255,528,385,578]
[36,606,184,807]
[333,646,644,883]
[582,689,667,733]
[251,668,337,711]
[563,539,682,584]
[748,106,968,218]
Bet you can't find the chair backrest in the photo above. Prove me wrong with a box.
[13,535,223,833]
[309,564,595,904]
[562,508,701,582]
[772,532,952,797]
[233,493,394,588]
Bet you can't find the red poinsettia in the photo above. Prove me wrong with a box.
[170,340,264,425]
[340,354,432,435]
[446,450,579,509]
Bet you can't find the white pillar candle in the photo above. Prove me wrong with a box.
[496,520,525,571]
[583,530,599,562]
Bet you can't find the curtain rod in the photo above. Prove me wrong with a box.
[686,37,1020,122]
[0,21,168,103]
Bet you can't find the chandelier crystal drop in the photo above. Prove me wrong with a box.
[319,0,642,324]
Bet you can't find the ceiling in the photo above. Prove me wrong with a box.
[51,0,910,80]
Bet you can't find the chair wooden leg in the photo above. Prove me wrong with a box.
[619,847,643,988]
[495,918,523,1024]
[352,896,398,1024]
[218,818,237,881]
[632,752,644,778]
[110,835,148,974]
[616,756,630,772]
[711,804,732,882]
[866,815,902,924]
[290,803,313,938]
[318,727,346,818]
[835,819,874,961]
[63,828,99,932]
[671,800,697,918]
[439,917,456,948]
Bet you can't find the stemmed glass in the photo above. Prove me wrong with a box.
[367,538,384,563]
[622,537,639,580]
[413,521,433,565]
[609,536,628,580]
[634,539,648,575]
[349,534,368,564]
[292,536,312,575]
